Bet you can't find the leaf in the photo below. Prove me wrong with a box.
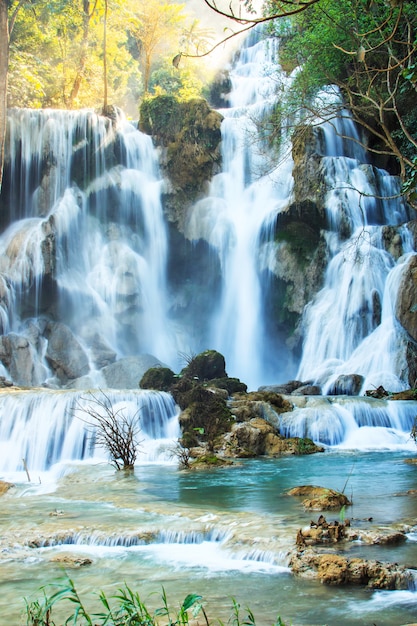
[181,594,203,612]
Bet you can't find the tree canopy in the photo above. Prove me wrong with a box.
[272,0,417,199]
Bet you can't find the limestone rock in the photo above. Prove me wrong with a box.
[287,485,351,510]
[396,253,417,342]
[327,374,365,396]
[0,332,46,386]
[0,481,14,496]
[44,322,90,383]
[50,553,92,567]
[289,547,412,588]
[102,355,167,389]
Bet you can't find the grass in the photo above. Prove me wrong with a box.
[24,578,289,625]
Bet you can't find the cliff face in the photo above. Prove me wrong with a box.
[139,96,224,228]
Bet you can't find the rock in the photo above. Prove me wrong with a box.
[44,322,90,383]
[0,481,14,496]
[327,374,365,396]
[365,385,389,398]
[396,254,417,342]
[180,350,227,381]
[140,366,176,391]
[102,355,167,389]
[258,381,308,394]
[287,485,351,510]
[291,384,322,396]
[140,96,223,220]
[0,332,46,386]
[49,553,92,567]
[87,333,117,369]
[289,547,412,588]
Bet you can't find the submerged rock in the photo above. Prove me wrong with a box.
[287,485,351,510]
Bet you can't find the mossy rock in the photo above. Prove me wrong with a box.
[181,350,227,381]
[208,377,247,395]
[287,485,351,510]
[139,96,223,199]
[139,367,175,391]
[243,391,293,413]
[189,455,232,468]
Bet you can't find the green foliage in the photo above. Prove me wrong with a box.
[24,580,288,625]
[269,0,417,192]
[139,94,181,139]
[295,437,319,456]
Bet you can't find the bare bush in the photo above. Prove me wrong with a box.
[75,391,142,471]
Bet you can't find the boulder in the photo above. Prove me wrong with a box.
[181,350,227,381]
[44,322,90,382]
[289,547,412,588]
[327,374,364,396]
[287,485,351,510]
[0,481,14,496]
[102,355,167,389]
[0,332,46,386]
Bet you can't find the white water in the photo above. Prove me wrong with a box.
[2,108,176,374]
[296,92,413,392]
[0,389,180,481]
[279,396,417,450]
[184,33,295,388]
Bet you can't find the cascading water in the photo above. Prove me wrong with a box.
[0,108,176,385]
[0,389,180,479]
[183,32,295,389]
[296,90,413,393]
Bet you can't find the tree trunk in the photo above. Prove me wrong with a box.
[68,0,93,108]
[0,0,9,192]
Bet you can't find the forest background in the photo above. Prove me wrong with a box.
[0,0,416,200]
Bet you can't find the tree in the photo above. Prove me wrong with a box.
[274,0,417,201]
[0,0,8,193]
[124,0,186,94]
[75,391,142,470]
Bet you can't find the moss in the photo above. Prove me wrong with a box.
[190,455,231,467]
[181,350,227,381]
[208,377,247,395]
[139,367,175,391]
[295,437,323,455]
[275,221,320,265]
[139,95,223,200]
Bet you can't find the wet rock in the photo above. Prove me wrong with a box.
[180,349,227,381]
[87,332,117,369]
[327,374,364,396]
[287,485,351,510]
[291,384,322,396]
[102,355,167,389]
[140,366,176,391]
[0,332,46,386]
[222,419,323,458]
[365,385,389,398]
[396,254,417,342]
[44,322,90,383]
[0,481,14,496]
[289,547,412,588]
[258,381,309,394]
[49,553,93,567]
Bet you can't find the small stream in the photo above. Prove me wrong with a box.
[1,450,417,625]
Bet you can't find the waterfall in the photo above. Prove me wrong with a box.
[296,90,413,393]
[279,396,416,450]
[184,32,295,388]
[1,108,177,384]
[0,32,415,396]
[0,389,180,478]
